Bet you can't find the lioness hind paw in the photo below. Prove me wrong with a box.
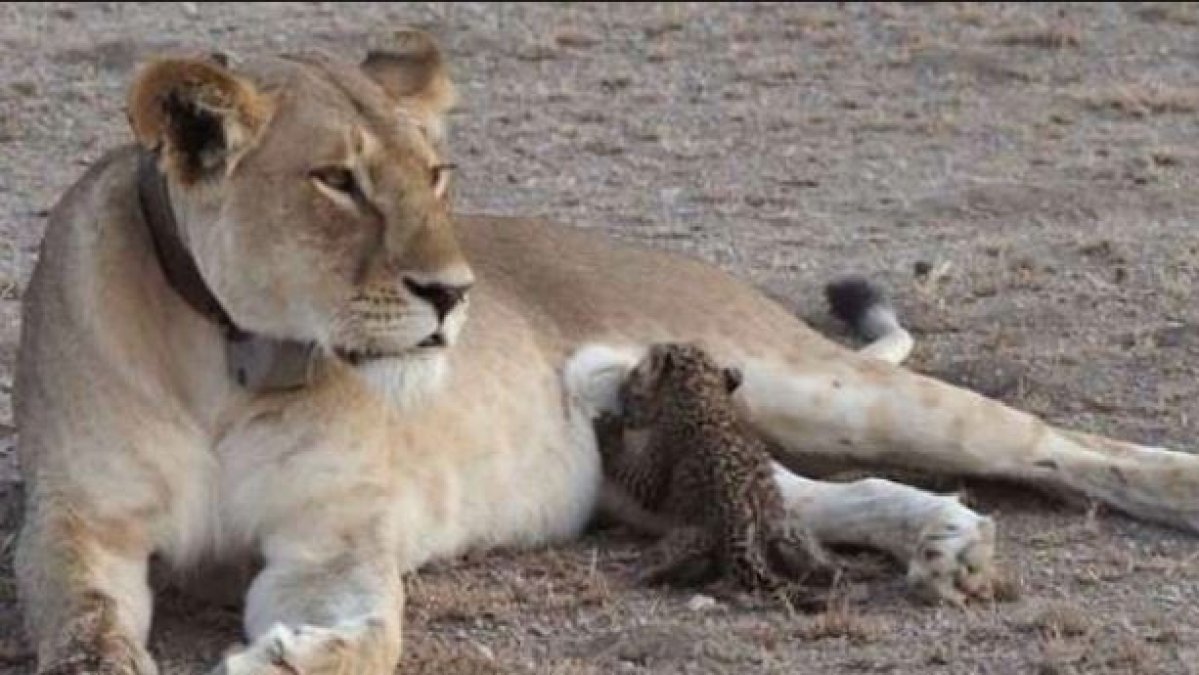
[907,508,997,605]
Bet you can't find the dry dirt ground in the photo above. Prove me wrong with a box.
[2,2,1199,673]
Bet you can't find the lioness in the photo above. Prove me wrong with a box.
[14,31,1199,675]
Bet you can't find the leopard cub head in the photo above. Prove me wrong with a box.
[619,342,742,428]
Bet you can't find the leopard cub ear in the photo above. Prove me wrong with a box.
[645,343,674,376]
[723,367,744,394]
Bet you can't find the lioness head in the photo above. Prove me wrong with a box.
[126,31,472,399]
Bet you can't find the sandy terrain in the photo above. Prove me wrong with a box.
[1,2,1198,673]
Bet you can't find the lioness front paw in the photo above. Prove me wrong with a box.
[907,507,997,606]
[212,624,347,675]
[38,591,159,675]
[40,655,149,675]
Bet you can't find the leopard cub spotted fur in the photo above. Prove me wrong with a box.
[597,342,838,607]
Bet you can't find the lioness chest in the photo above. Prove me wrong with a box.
[169,292,603,573]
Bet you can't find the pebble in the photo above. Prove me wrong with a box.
[686,594,718,612]
[472,642,495,661]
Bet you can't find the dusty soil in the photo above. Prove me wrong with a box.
[2,2,1199,673]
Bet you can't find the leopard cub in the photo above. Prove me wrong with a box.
[598,342,838,607]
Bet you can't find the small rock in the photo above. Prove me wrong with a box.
[582,141,623,157]
[472,642,495,661]
[686,594,718,612]
[514,44,556,62]
[1153,324,1199,348]
[914,260,953,286]
[555,29,600,48]
[180,2,199,18]
[10,81,37,98]
[646,48,671,63]
[0,636,34,666]
[1151,151,1179,167]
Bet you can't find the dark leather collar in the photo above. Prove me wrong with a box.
[136,150,318,391]
[137,150,245,339]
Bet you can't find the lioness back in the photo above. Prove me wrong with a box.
[455,216,831,363]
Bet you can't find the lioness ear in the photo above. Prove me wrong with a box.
[723,367,744,394]
[362,30,456,144]
[127,57,271,184]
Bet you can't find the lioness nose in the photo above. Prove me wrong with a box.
[403,278,472,320]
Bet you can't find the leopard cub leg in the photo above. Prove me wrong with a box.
[720,537,831,613]
[768,521,839,586]
[636,526,718,588]
[725,524,777,591]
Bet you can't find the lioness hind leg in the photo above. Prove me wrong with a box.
[770,464,996,605]
[16,512,157,674]
[741,352,1199,534]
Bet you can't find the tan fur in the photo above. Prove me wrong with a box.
[16,33,1199,675]
[361,29,457,144]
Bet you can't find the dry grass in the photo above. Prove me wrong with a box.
[989,572,1024,604]
[1037,636,1087,675]
[1095,635,1150,671]
[781,9,840,32]
[1074,83,1199,118]
[538,659,609,675]
[1134,3,1199,26]
[993,26,1082,50]
[1037,631,1152,675]
[552,28,600,49]
[0,240,26,302]
[1155,249,1197,305]
[403,638,509,675]
[795,596,891,644]
[952,4,989,28]
[1142,615,1182,646]
[1021,602,1093,640]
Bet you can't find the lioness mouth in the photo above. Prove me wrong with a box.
[417,333,447,348]
[336,348,385,366]
[336,334,446,365]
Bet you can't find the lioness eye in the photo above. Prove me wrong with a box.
[309,166,358,196]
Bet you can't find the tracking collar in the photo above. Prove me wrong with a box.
[136,150,319,392]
